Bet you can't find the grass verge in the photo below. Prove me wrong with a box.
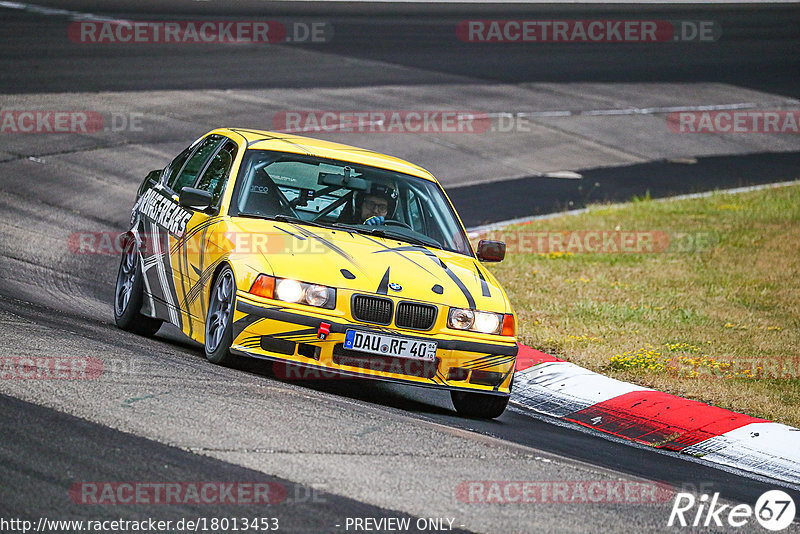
[483,182,800,427]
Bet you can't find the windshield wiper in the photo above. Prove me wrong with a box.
[362,228,443,250]
[270,214,337,230]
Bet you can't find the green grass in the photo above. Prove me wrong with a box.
[483,182,800,426]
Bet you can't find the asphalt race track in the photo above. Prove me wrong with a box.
[1,1,799,533]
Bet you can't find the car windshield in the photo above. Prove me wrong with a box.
[234,149,472,255]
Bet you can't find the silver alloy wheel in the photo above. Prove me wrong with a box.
[206,270,235,353]
[115,242,137,316]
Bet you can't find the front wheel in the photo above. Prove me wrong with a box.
[204,266,238,365]
[451,391,510,419]
[114,236,162,336]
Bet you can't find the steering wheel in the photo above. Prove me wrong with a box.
[383,219,413,230]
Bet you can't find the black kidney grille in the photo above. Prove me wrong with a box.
[395,302,437,330]
[351,295,393,325]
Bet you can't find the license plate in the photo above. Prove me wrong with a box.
[344,330,437,361]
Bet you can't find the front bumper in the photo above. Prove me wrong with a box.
[231,294,517,395]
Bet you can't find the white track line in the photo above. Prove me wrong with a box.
[0,1,130,23]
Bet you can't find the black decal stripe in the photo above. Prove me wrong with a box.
[495,367,516,392]
[171,215,221,249]
[235,302,517,356]
[170,216,222,255]
[372,243,475,309]
[274,225,306,240]
[198,225,210,321]
[270,327,318,338]
[178,221,193,337]
[376,267,390,295]
[365,241,439,278]
[239,335,263,348]
[290,224,366,273]
[463,354,511,367]
[278,335,320,343]
[232,314,262,339]
[469,357,516,370]
[442,266,475,310]
[183,256,226,309]
[474,262,491,298]
[236,130,314,154]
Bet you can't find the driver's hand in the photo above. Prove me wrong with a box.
[364,216,385,226]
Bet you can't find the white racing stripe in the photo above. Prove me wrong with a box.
[511,361,649,417]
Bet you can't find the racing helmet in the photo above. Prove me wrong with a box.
[355,182,398,217]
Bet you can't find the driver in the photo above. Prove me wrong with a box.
[343,183,398,225]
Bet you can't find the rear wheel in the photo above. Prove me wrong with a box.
[114,236,162,336]
[205,266,238,365]
[451,391,510,419]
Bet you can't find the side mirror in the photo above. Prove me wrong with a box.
[179,187,214,211]
[476,240,506,262]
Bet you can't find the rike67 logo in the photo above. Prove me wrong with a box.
[668,490,796,531]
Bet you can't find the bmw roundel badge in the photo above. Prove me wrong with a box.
[388,282,402,292]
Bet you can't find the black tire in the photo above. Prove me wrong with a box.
[204,265,238,365]
[450,391,510,419]
[114,236,162,336]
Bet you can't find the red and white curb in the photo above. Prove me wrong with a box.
[511,344,800,485]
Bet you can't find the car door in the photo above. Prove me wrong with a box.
[169,136,240,339]
[134,135,222,330]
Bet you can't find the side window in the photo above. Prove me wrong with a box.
[195,140,238,206]
[167,136,222,194]
[162,146,193,189]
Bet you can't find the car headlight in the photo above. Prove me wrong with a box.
[474,311,501,334]
[448,307,513,336]
[305,284,331,307]
[275,278,303,303]
[249,275,336,310]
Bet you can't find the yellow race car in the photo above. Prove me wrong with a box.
[114,128,517,418]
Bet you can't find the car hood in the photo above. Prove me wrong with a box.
[228,219,511,313]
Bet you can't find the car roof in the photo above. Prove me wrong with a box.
[215,128,438,183]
